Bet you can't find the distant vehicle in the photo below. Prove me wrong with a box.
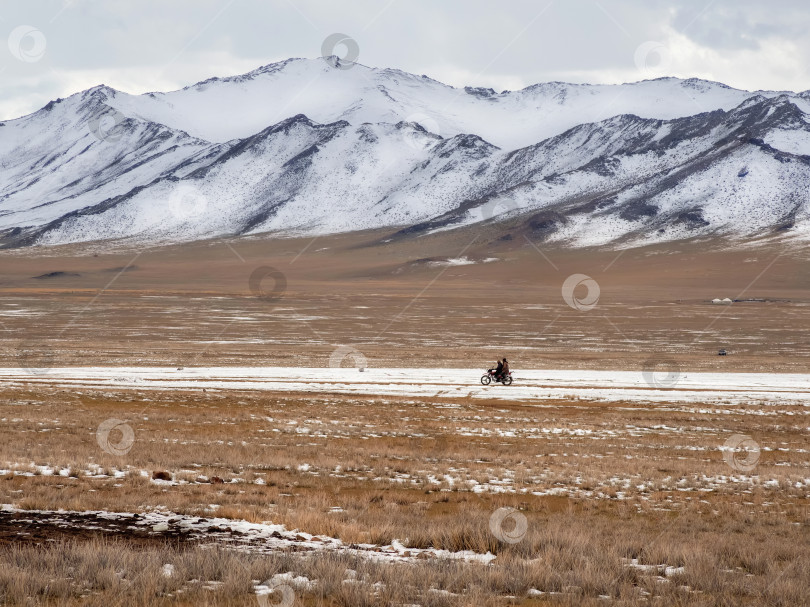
[718,349,728,356]
[481,370,513,385]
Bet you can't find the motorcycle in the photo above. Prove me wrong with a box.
[481,369,513,386]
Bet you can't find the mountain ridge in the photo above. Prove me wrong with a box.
[1,58,809,250]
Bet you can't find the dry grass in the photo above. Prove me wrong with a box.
[1,384,809,605]
[0,236,808,374]
[1,530,807,606]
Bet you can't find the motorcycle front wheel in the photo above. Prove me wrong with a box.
[502,375,513,386]
[480,374,491,385]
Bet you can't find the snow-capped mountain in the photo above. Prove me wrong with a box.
[1,57,809,249]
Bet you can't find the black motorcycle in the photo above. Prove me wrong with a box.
[481,370,513,386]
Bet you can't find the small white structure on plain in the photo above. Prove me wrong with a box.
[712,298,722,304]
[722,297,733,303]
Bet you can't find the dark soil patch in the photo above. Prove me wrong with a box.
[32,271,81,279]
[0,510,197,548]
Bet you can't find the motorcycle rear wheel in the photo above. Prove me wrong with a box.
[502,375,513,386]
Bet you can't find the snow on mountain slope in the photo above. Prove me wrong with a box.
[34,117,501,244]
[27,95,810,249]
[0,87,217,235]
[414,95,810,247]
[96,57,800,151]
[2,59,810,250]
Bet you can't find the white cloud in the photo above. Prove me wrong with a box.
[1,0,809,120]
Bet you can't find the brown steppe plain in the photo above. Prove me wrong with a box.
[1,224,808,605]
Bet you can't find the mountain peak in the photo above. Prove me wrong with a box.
[3,59,809,251]
[321,54,352,70]
[83,84,119,98]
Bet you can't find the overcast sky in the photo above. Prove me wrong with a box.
[1,0,809,120]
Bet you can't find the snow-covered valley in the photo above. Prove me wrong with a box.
[1,366,807,405]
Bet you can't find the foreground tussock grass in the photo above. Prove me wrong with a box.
[1,386,808,604]
[1,533,807,606]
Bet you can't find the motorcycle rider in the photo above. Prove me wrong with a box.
[490,359,504,380]
[500,358,509,381]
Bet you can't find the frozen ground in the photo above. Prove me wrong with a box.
[0,367,808,405]
[0,505,495,565]
[1,364,807,603]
